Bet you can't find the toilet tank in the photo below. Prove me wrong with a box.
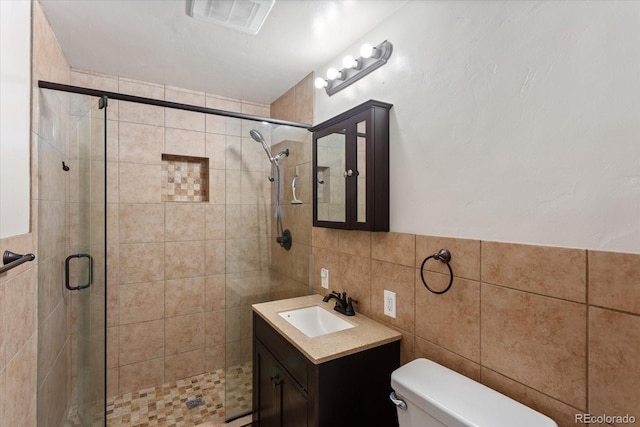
[390,359,557,427]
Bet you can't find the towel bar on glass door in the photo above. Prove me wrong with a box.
[0,251,36,275]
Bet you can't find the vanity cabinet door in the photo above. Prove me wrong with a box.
[255,340,309,427]
[311,99,392,231]
[256,342,282,427]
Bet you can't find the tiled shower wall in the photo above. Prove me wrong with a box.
[270,74,314,288]
[0,2,72,426]
[69,69,280,397]
[311,229,639,427]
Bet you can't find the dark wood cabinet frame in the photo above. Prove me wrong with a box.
[310,100,393,231]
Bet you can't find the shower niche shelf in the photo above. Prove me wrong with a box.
[161,153,209,202]
[310,100,392,231]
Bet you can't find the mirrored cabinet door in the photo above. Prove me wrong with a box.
[311,100,392,231]
[316,130,346,223]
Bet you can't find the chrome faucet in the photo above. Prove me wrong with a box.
[323,290,358,316]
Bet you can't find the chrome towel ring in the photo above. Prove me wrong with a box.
[420,249,454,294]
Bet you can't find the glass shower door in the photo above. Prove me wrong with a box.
[37,90,106,426]
[74,96,107,426]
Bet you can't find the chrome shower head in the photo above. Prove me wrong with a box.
[250,129,274,162]
[249,129,265,143]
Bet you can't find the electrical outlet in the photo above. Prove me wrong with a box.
[321,268,329,289]
[384,290,396,318]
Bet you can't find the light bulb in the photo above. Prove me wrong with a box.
[314,77,328,89]
[342,55,357,69]
[360,43,376,59]
[326,67,342,80]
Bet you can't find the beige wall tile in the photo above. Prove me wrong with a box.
[416,235,480,281]
[338,254,371,314]
[589,307,640,423]
[416,274,480,361]
[165,241,206,280]
[165,86,205,106]
[339,230,371,258]
[119,281,165,324]
[165,313,205,355]
[205,309,225,347]
[119,243,164,284]
[165,349,206,382]
[119,203,165,243]
[205,205,225,240]
[481,284,587,409]
[312,227,340,251]
[165,277,205,317]
[294,73,314,125]
[107,327,118,370]
[481,368,580,427]
[205,133,226,170]
[371,232,415,267]
[205,345,225,372]
[119,320,164,366]
[209,168,226,205]
[589,250,640,315]
[205,239,226,276]
[241,101,269,117]
[415,337,481,382]
[119,77,165,99]
[5,335,37,427]
[205,275,225,311]
[71,69,118,92]
[118,122,164,164]
[4,268,37,361]
[370,260,415,332]
[118,357,164,395]
[107,368,119,398]
[165,128,206,157]
[271,88,295,122]
[37,300,68,379]
[481,241,586,302]
[119,163,162,203]
[119,101,164,127]
[165,203,205,242]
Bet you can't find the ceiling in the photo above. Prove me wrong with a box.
[39,0,406,105]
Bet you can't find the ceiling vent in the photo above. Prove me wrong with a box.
[189,0,276,35]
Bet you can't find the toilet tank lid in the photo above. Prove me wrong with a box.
[391,359,557,427]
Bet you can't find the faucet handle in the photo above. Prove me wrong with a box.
[345,297,358,316]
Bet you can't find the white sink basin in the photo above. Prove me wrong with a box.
[278,306,355,338]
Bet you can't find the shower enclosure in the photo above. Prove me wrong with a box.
[37,80,312,426]
[37,88,107,426]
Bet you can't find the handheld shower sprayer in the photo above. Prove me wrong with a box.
[250,129,292,250]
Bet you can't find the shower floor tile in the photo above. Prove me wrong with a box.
[106,362,252,427]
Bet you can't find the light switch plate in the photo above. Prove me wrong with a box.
[384,289,396,318]
[321,268,329,289]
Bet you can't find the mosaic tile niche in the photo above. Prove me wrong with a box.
[162,154,210,202]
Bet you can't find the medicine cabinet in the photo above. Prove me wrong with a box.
[310,100,392,231]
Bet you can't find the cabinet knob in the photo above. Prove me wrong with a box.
[343,169,354,177]
[270,375,282,388]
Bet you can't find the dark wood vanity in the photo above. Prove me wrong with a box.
[252,296,401,427]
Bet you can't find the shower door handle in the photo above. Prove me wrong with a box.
[65,253,93,291]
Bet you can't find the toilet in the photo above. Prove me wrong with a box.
[390,359,558,427]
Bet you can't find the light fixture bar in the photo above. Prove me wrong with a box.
[323,40,393,96]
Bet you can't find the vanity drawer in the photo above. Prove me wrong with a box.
[254,314,309,391]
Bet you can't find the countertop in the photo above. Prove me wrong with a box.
[252,294,402,364]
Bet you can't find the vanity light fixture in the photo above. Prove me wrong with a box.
[316,40,393,96]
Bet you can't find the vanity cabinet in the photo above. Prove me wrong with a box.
[310,100,392,231]
[252,313,400,427]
